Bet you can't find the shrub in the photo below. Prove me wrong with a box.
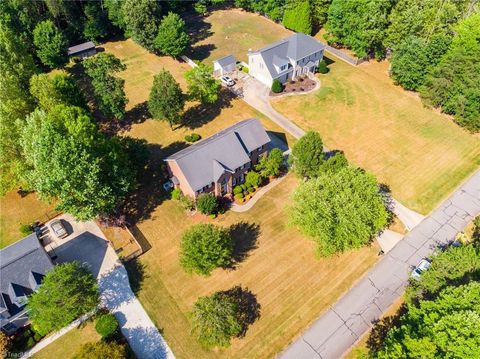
[237,197,244,204]
[242,66,249,73]
[33,331,43,342]
[171,188,182,200]
[317,60,329,74]
[180,223,232,275]
[289,131,324,177]
[271,79,283,93]
[245,171,262,188]
[233,186,243,195]
[19,224,33,235]
[240,184,247,191]
[26,337,35,348]
[185,133,201,143]
[179,194,195,210]
[248,187,255,194]
[0,332,11,356]
[256,148,284,178]
[208,213,216,219]
[235,192,244,200]
[196,193,218,215]
[243,191,249,197]
[95,313,119,339]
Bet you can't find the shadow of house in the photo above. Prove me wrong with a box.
[122,142,189,224]
[229,222,260,267]
[266,131,289,152]
[123,258,148,296]
[182,89,234,129]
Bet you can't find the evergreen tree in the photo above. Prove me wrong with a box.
[148,69,185,129]
[154,12,189,57]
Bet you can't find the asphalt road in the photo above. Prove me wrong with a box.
[279,170,480,359]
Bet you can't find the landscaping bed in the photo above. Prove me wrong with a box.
[270,77,317,97]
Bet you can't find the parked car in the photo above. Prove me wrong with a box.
[411,258,431,279]
[50,219,68,238]
[220,76,235,87]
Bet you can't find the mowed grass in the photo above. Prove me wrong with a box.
[185,9,292,63]
[272,58,480,214]
[32,320,100,359]
[134,174,380,359]
[102,38,296,154]
[0,192,55,248]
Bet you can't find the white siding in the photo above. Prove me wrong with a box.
[248,53,273,87]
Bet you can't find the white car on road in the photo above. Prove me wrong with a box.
[411,258,431,279]
[220,76,235,87]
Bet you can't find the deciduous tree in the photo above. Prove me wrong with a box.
[282,0,312,35]
[121,0,161,50]
[148,69,185,129]
[83,2,111,41]
[185,63,220,104]
[196,193,219,215]
[30,72,85,110]
[83,53,128,120]
[154,12,189,57]
[289,131,324,178]
[289,165,389,256]
[256,148,284,178]
[180,223,232,275]
[33,20,67,68]
[28,262,100,335]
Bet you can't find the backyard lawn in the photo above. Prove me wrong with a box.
[0,191,55,248]
[132,173,381,359]
[32,320,100,359]
[272,57,480,214]
[184,9,292,64]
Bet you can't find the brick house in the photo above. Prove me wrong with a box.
[165,119,271,198]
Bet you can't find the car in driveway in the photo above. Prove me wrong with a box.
[220,75,235,87]
[50,219,68,238]
[411,258,431,279]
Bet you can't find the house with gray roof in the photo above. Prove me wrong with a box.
[0,233,53,334]
[248,33,325,87]
[213,55,236,77]
[68,41,96,58]
[165,119,270,198]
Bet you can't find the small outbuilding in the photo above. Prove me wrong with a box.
[213,55,236,77]
[68,41,96,59]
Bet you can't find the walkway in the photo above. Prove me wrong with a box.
[280,170,480,359]
[43,216,175,359]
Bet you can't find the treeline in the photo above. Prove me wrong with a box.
[234,0,479,131]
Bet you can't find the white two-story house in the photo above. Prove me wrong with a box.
[248,33,325,88]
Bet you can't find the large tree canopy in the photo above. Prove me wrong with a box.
[121,0,162,50]
[180,223,232,276]
[289,131,324,178]
[289,165,389,256]
[420,14,480,132]
[325,0,395,59]
[20,106,135,220]
[184,63,220,104]
[30,72,85,110]
[154,12,189,57]
[33,20,67,68]
[0,14,37,194]
[148,69,185,128]
[83,53,128,120]
[28,262,99,335]
[282,0,312,35]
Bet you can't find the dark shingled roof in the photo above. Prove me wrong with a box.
[166,119,270,192]
[213,55,236,68]
[250,33,325,78]
[0,234,53,314]
[68,41,96,56]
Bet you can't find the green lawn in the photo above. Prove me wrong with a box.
[272,58,480,214]
[32,320,100,359]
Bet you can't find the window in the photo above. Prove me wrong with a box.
[259,63,264,69]
[240,174,244,183]
[232,177,237,186]
[280,64,287,71]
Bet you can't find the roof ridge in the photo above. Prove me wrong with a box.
[166,119,257,161]
[0,247,41,270]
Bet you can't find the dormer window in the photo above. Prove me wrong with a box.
[280,64,287,71]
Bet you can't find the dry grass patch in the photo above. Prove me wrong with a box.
[0,192,55,248]
[132,174,380,359]
[185,9,292,64]
[272,57,480,214]
[32,319,100,359]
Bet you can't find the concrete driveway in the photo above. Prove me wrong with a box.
[47,215,175,359]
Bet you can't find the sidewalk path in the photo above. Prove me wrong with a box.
[279,170,480,359]
[389,198,425,231]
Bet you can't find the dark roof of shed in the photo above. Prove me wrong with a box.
[68,41,96,55]
[166,119,270,191]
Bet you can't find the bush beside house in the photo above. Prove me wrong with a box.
[271,79,283,93]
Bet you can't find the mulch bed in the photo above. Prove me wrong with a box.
[270,77,317,97]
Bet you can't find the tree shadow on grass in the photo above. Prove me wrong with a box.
[184,12,213,44]
[124,258,148,295]
[122,141,189,224]
[186,44,217,62]
[366,304,407,355]
[182,89,234,129]
[228,222,260,268]
[221,286,261,337]
[323,55,336,66]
